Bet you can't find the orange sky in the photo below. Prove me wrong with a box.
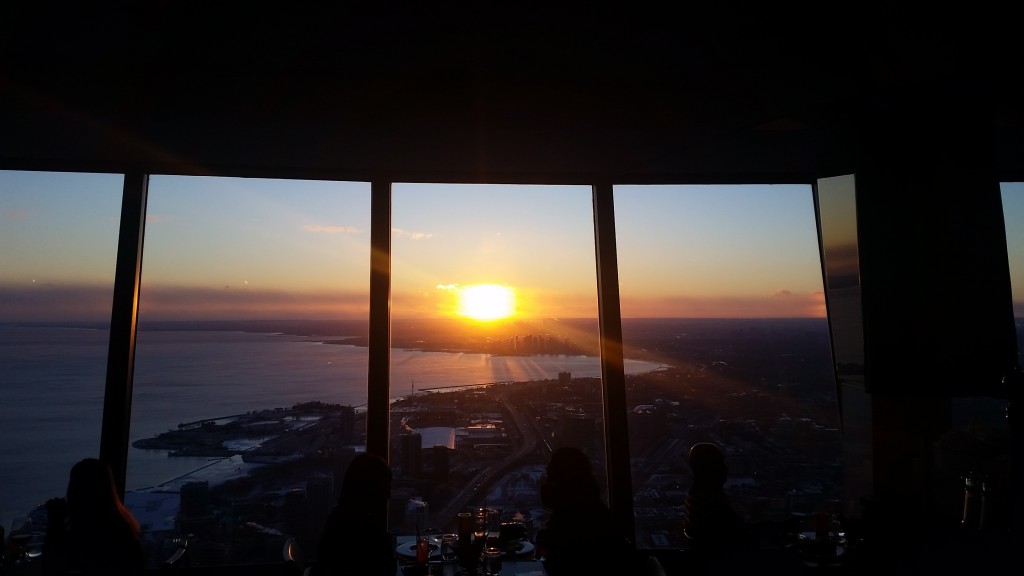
[3,174,1021,323]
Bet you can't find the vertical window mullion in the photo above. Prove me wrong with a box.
[366,180,392,461]
[101,172,148,496]
[592,182,634,536]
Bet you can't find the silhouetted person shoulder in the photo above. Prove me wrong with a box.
[536,447,634,576]
[683,442,750,569]
[312,452,395,576]
[42,458,145,576]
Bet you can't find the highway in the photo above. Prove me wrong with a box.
[431,383,549,530]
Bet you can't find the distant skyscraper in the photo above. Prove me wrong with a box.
[432,444,449,481]
[401,432,423,476]
[177,480,214,536]
[306,474,333,539]
[283,488,309,544]
[562,414,596,451]
[409,498,429,532]
[180,480,210,517]
[338,405,355,444]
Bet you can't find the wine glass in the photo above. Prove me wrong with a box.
[7,516,33,564]
[440,534,458,562]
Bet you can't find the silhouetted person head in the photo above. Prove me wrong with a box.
[683,442,747,561]
[541,446,600,507]
[688,442,728,489]
[315,452,394,576]
[43,458,145,576]
[338,452,392,508]
[537,447,633,576]
[66,458,140,537]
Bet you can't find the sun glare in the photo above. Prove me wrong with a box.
[457,284,516,321]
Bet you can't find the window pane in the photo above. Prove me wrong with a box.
[0,170,122,543]
[1002,182,1024,365]
[127,176,370,567]
[816,175,864,385]
[388,184,646,549]
[613,184,842,549]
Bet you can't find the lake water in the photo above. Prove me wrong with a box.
[0,325,662,529]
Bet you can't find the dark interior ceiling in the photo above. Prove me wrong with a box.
[1,4,1021,183]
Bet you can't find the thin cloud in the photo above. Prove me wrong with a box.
[620,291,825,318]
[392,227,434,240]
[303,224,361,234]
[2,282,831,322]
[146,214,173,224]
[0,282,373,322]
[137,284,370,320]
[0,282,114,321]
[2,208,29,219]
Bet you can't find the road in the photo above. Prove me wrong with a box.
[431,383,548,529]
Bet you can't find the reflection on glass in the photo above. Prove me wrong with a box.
[816,174,865,386]
[1001,181,1024,365]
[613,184,843,548]
[0,170,122,534]
[127,176,370,567]
[815,174,872,524]
[389,183,609,542]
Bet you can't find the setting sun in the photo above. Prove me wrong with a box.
[457,284,516,321]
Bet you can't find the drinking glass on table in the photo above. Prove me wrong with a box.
[483,547,502,575]
[441,534,458,561]
[474,508,488,542]
[457,512,473,548]
[7,517,33,565]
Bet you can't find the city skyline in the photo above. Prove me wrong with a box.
[2,171,1022,321]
